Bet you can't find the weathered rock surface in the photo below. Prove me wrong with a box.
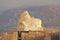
[17,10,43,31]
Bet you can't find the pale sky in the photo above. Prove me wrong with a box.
[0,0,60,12]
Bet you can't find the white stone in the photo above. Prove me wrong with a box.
[17,10,43,31]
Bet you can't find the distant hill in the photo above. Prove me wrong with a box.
[0,5,60,34]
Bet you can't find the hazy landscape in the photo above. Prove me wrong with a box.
[0,5,60,34]
[0,0,60,40]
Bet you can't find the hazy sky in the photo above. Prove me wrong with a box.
[0,0,60,12]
